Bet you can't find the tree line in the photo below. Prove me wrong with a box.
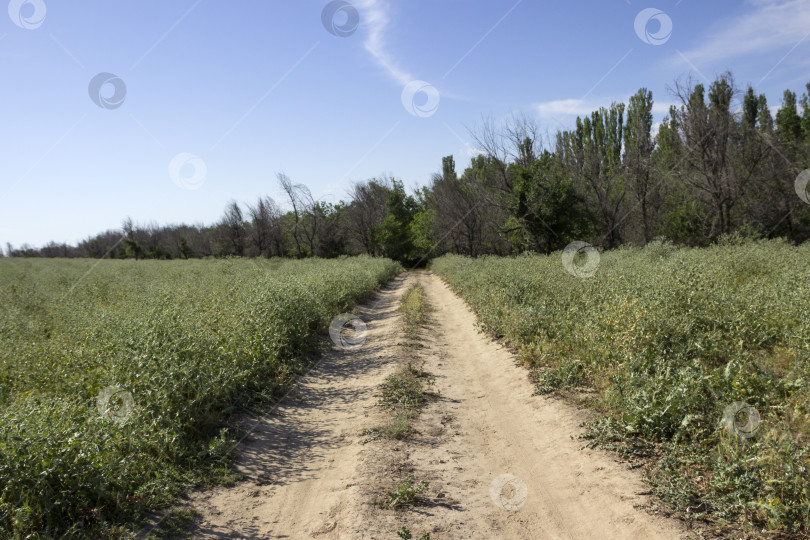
[5,72,810,262]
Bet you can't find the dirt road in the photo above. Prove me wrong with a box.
[188,272,692,539]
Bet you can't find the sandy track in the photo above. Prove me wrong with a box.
[187,274,411,538]
[187,271,693,539]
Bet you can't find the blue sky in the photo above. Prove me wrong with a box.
[2,0,809,248]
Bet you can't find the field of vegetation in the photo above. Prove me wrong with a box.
[0,256,399,537]
[433,239,810,536]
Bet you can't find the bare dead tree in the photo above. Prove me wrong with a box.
[343,178,391,255]
[503,112,540,168]
[220,200,245,256]
[430,166,487,257]
[296,185,323,257]
[669,73,763,236]
[277,172,306,258]
[247,196,281,257]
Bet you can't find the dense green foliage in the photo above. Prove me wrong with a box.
[0,257,399,537]
[433,240,810,534]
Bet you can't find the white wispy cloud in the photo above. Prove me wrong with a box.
[534,97,676,120]
[653,102,678,115]
[355,0,413,85]
[535,98,596,117]
[676,0,810,66]
[462,144,486,157]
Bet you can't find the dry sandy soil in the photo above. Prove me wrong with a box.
[185,271,699,539]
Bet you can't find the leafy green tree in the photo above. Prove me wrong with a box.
[408,186,436,263]
[757,94,773,132]
[624,88,655,243]
[776,89,803,144]
[178,237,192,259]
[559,102,626,247]
[801,82,810,140]
[123,237,144,260]
[377,179,417,262]
[508,151,589,253]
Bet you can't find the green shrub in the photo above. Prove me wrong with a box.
[386,474,429,509]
